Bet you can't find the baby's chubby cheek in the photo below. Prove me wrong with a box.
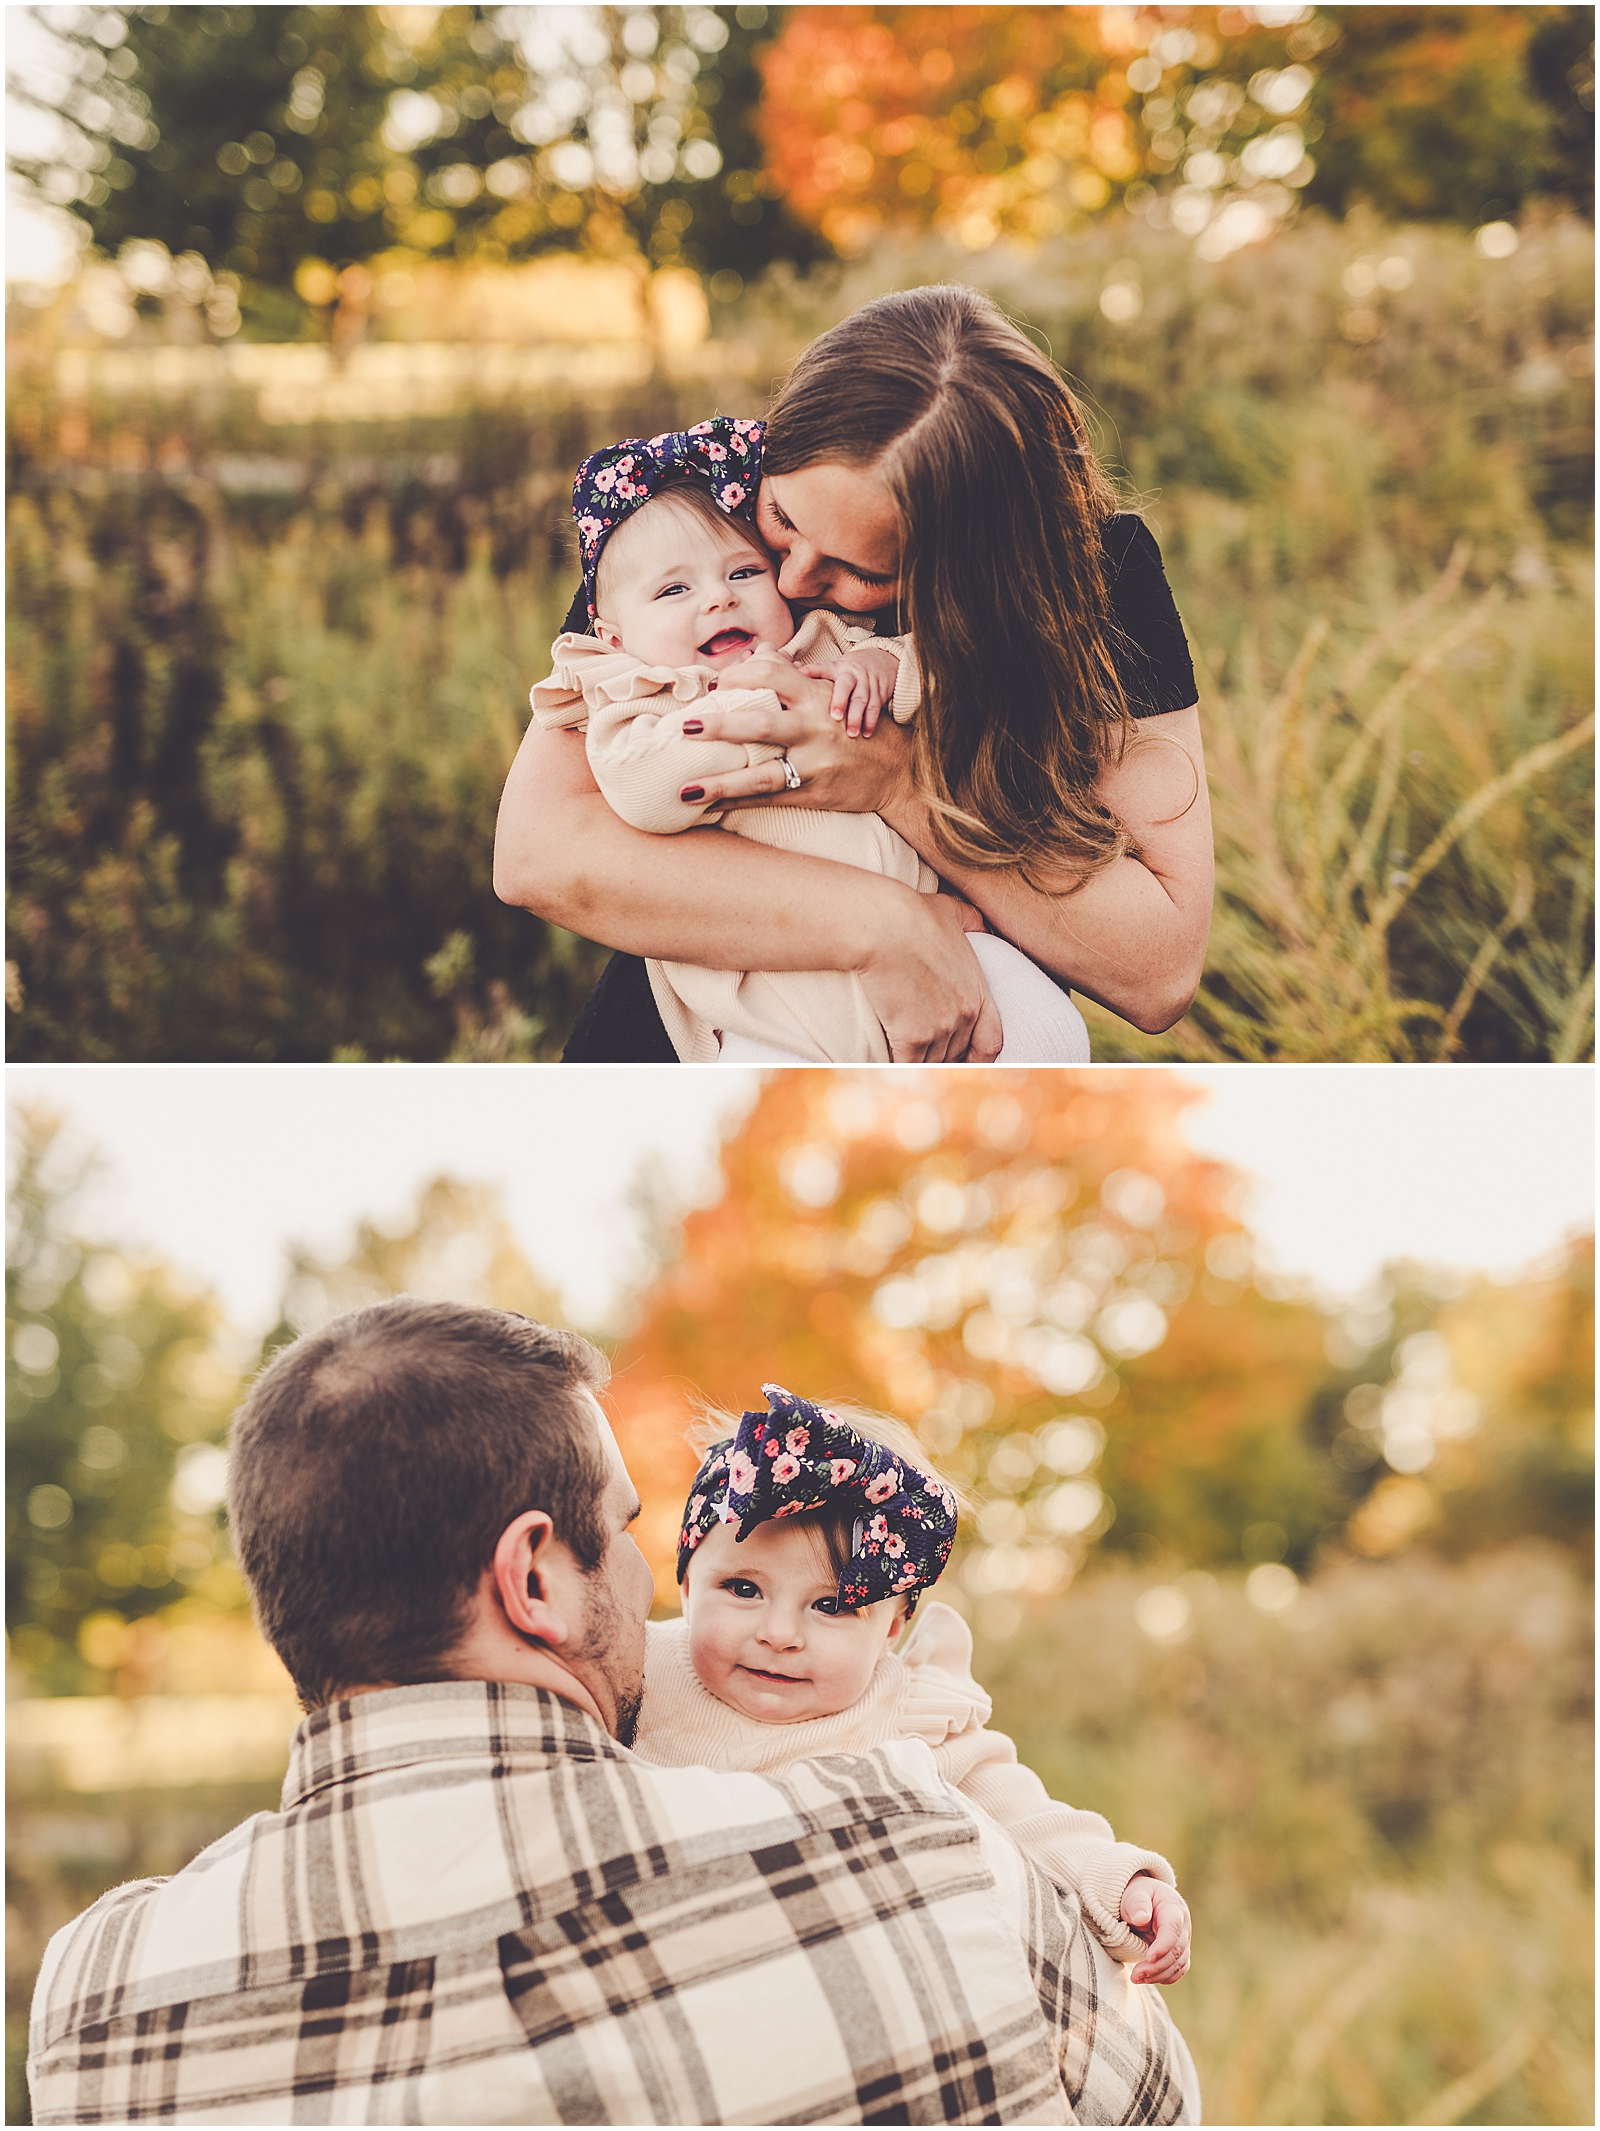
[685,1626,726,1697]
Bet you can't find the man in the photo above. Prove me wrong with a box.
[30,1299,1194,2125]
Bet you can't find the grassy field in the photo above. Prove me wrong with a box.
[6,212,1592,1060]
[7,1545,1590,2125]
[980,1546,1594,2126]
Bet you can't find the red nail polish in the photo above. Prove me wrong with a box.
[680,786,704,802]
[683,719,703,733]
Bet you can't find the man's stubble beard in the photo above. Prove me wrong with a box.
[574,1564,647,1749]
[612,1678,644,1750]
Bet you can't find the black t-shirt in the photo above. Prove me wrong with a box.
[558,512,1196,1061]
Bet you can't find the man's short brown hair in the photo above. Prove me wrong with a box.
[227,1298,610,1709]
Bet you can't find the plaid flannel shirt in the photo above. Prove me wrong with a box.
[30,1682,1195,2126]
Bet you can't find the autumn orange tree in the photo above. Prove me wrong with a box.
[753,5,1591,258]
[607,1067,1342,1603]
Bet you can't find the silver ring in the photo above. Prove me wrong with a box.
[779,752,802,791]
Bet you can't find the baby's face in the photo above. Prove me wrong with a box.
[593,504,794,670]
[681,1518,907,1725]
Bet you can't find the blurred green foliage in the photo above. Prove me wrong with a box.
[4,1129,573,1694]
[1310,6,1595,223]
[31,5,401,303]
[5,1108,245,1693]
[5,428,615,1059]
[983,1548,1593,2125]
[15,2,820,328]
[7,212,1590,1061]
[257,1171,567,1357]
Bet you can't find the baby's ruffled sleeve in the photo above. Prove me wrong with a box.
[585,677,785,834]
[895,1600,993,1746]
[535,634,785,834]
[901,1603,1176,1964]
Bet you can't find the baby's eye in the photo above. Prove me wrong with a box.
[654,581,690,599]
[812,1595,855,1617]
[721,1577,760,1599]
[729,564,768,581]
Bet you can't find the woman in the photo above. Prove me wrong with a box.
[494,286,1213,1063]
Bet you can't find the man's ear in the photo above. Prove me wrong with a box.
[492,1510,567,1647]
[592,615,624,651]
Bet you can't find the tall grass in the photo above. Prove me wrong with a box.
[5,484,602,1060]
[980,1546,1594,2126]
[1102,544,1594,1061]
[6,213,1591,1059]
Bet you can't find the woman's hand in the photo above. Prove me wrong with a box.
[857,893,1002,1064]
[682,659,913,814]
[1121,1876,1192,1987]
[495,719,1001,1060]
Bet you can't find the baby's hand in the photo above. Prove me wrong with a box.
[1120,1875,1191,1986]
[707,639,793,691]
[799,646,900,737]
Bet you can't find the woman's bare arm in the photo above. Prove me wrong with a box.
[492,715,1004,1062]
[679,670,1214,1034]
[887,708,1214,1033]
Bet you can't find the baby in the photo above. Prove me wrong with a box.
[530,420,1093,1066]
[632,1384,1193,1992]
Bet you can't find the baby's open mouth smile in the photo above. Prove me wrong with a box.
[699,627,753,658]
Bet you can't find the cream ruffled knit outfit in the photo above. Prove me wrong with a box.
[634,1600,1175,1964]
[531,609,935,1064]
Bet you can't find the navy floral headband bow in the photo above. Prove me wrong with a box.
[573,416,765,623]
[676,1385,958,1612]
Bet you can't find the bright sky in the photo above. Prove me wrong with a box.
[7,1066,1592,1335]
[5,10,90,290]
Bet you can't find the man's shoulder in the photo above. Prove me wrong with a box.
[626,1722,950,1825]
[30,1811,271,2076]
[28,1717,1077,2128]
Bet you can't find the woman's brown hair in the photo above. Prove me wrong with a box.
[763,285,1136,887]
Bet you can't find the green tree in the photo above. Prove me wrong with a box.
[6,1107,245,1693]
[8,4,817,323]
[1301,1245,1594,1565]
[256,1172,570,1355]
[12,6,396,308]
[1307,5,1595,223]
